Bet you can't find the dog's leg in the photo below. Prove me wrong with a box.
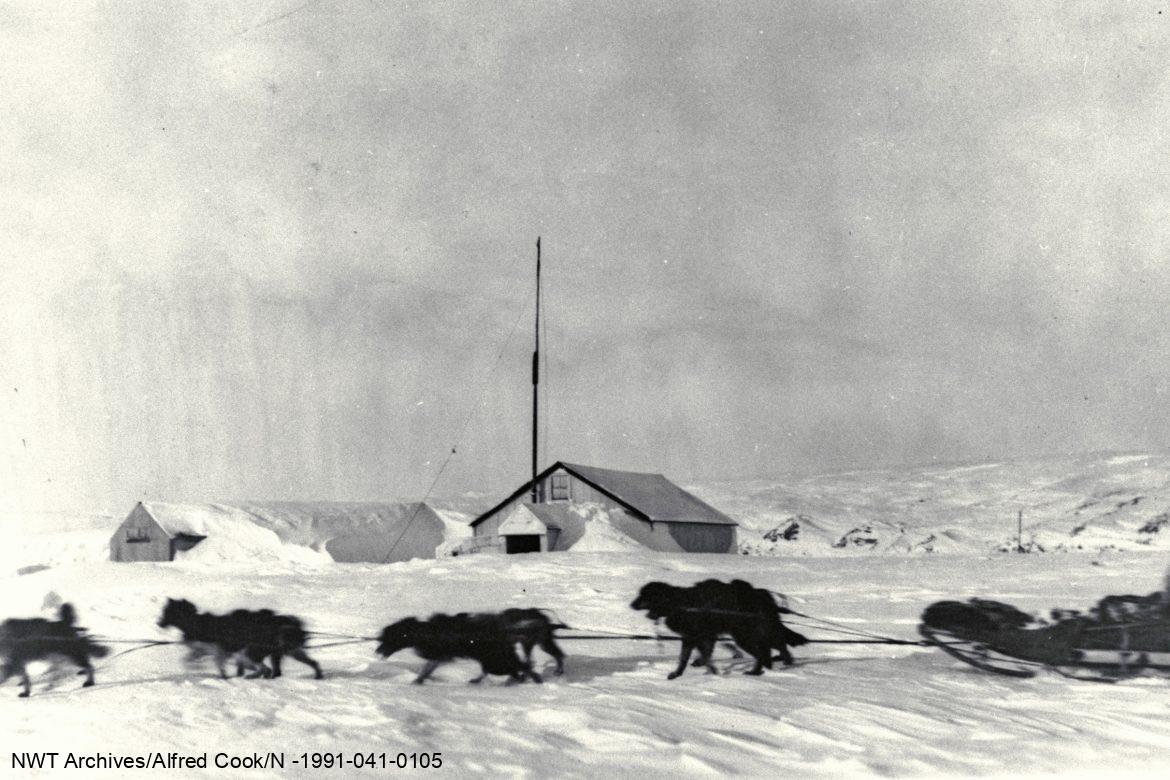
[668,640,695,679]
[743,642,767,676]
[269,652,283,678]
[238,653,272,679]
[18,665,31,698]
[520,640,534,667]
[773,642,795,667]
[69,650,96,688]
[79,661,95,688]
[214,648,232,679]
[697,639,718,674]
[516,649,542,684]
[287,650,324,680]
[541,637,565,675]
[413,659,441,684]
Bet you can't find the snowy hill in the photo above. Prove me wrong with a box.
[690,451,1170,556]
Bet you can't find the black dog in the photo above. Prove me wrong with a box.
[157,598,323,680]
[631,579,807,679]
[499,608,567,675]
[376,612,543,684]
[0,603,108,697]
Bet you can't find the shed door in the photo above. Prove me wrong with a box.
[505,535,542,554]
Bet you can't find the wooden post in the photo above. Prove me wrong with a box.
[1017,509,1023,553]
[531,237,541,504]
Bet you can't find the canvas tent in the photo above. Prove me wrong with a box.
[110,501,447,563]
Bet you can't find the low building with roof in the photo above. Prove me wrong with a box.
[468,461,739,554]
[109,501,447,563]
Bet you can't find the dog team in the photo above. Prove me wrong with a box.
[0,578,805,697]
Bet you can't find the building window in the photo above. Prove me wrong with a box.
[126,526,150,543]
[550,473,570,501]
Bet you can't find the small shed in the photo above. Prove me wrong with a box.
[110,502,207,562]
[470,461,739,554]
[109,501,447,563]
[497,504,571,553]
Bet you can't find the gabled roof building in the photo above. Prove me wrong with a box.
[469,461,738,554]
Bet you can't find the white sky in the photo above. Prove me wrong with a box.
[3,1,1170,513]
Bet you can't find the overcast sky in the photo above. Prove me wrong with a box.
[3,1,1170,514]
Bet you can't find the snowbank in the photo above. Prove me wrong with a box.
[563,504,643,552]
[699,451,1170,556]
[0,511,115,574]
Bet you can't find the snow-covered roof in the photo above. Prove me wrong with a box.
[499,503,581,532]
[140,501,442,545]
[559,463,738,526]
[499,505,555,535]
[526,503,585,529]
[472,462,739,527]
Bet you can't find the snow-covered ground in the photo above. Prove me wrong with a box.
[6,453,1170,778]
[3,551,1170,778]
[694,451,1170,556]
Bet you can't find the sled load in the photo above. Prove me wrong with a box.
[919,591,1170,681]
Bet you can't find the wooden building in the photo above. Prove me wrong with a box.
[109,501,446,563]
[469,462,739,554]
[110,502,207,562]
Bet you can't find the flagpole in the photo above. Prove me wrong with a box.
[531,237,541,503]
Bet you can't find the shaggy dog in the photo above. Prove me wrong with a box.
[921,599,1036,635]
[157,598,323,680]
[0,603,108,697]
[630,579,807,679]
[1092,593,1167,624]
[376,612,544,685]
[498,608,567,675]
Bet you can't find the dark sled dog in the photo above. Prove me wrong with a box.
[498,608,567,675]
[157,598,323,680]
[0,603,109,697]
[376,612,548,684]
[631,579,808,679]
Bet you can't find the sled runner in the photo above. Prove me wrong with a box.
[919,594,1170,681]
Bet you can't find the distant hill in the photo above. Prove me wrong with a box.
[11,452,1170,566]
[688,451,1170,555]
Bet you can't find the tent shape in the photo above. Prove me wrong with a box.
[470,461,738,553]
[110,501,446,563]
[496,503,578,553]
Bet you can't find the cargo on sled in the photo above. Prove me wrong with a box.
[919,590,1170,681]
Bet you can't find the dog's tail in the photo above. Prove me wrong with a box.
[779,625,808,647]
[536,609,570,630]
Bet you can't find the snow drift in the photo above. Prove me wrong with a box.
[695,451,1170,556]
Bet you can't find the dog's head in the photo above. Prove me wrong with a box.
[158,598,197,629]
[630,581,679,619]
[375,617,422,658]
[57,603,77,626]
